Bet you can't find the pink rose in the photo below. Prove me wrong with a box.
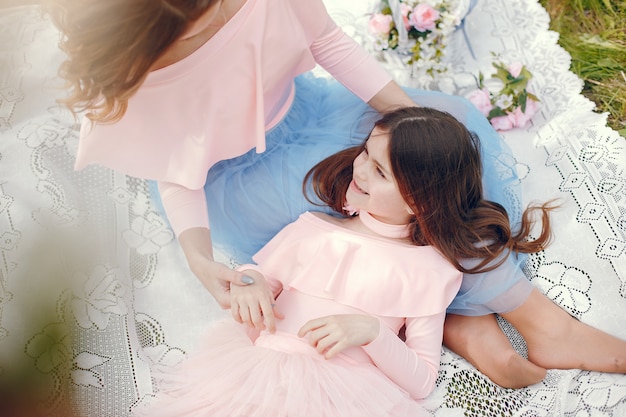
[490,115,514,131]
[467,88,494,117]
[508,62,524,78]
[410,4,439,32]
[369,13,393,36]
[510,98,540,128]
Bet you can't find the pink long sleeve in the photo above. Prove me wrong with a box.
[157,182,209,236]
[362,313,446,400]
[310,26,392,103]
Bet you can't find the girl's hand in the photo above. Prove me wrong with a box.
[200,258,254,308]
[298,314,380,359]
[230,270,283,333]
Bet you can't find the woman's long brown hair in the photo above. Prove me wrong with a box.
[43,0,215,123]
[305,107,555,274]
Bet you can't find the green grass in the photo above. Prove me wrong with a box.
[540,0,626,137]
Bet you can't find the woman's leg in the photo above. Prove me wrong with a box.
[501,288,626,373]
[443,313,547,388]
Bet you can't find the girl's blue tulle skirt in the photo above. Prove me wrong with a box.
[162,73,532,316]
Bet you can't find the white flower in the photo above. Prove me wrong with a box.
[495,94,514,110]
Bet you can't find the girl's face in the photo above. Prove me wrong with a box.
[346,128,414,225]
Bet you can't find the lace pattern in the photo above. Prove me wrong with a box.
[0,1,624,416]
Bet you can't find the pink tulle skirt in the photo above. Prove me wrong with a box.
[133,320,427,417]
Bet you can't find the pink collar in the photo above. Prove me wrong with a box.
[358,211,411,239]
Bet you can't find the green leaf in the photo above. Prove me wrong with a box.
[388,29,399,49]
[519,91,528,112]
[507,77,529,94]
[488,107,508,119]
[493,66,511,83]
[520,67,533,80]
[527,92,540,102]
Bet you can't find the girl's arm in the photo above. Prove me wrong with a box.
[299,312,445,400]
[361,313,446,399]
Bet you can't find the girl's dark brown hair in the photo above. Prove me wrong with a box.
[305,107,555,274]
[43,0,216,123]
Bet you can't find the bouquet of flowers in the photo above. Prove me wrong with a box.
[466,60,541,131]
[367,0,467,79]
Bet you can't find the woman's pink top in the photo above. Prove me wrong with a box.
[239,212,463,399]
[74,0,392,235]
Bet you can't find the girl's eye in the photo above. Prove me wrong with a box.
[376,167,385,178]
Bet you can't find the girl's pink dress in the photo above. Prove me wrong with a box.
[133,213,462,417]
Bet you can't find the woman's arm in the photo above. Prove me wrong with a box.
[178,227,251,308]
[306,7,415,112]
[367,80,416,112]
[158,181,252,308]
[157,181,210,235]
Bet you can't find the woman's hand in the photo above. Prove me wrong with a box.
[230,269,283,333]
[298,314,380,359]
[178,227,253,309]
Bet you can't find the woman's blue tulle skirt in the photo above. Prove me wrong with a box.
[181,73,532,315]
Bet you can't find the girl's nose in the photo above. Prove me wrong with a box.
[353,158,366,180]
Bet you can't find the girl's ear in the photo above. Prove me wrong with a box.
[406,206,415,216]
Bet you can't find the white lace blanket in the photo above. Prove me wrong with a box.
[1,1,625,416]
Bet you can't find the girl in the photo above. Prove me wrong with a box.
[133,107,552,416]
[44,0,626,390]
